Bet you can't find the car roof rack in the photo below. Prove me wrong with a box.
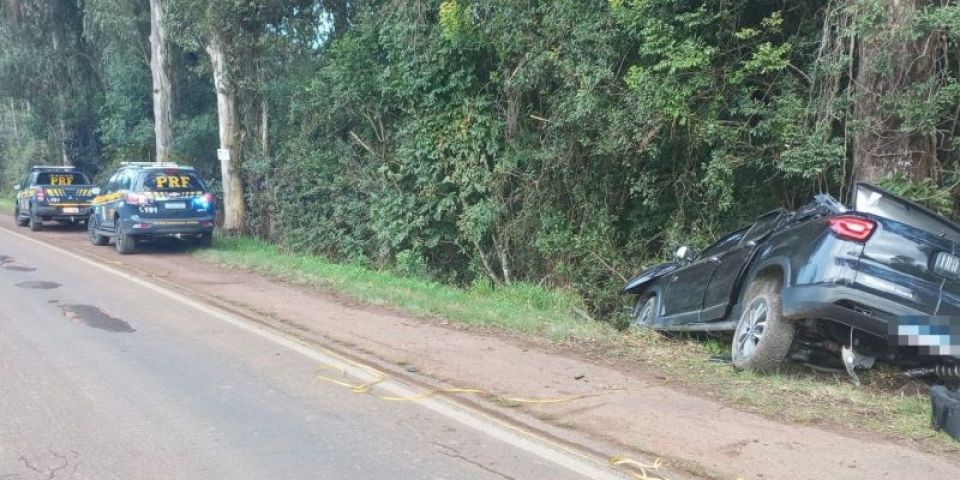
[120,162,194,170]
[30,165,77,170]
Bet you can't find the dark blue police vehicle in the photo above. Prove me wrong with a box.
[88,162,216,254]
[14,166,98,231]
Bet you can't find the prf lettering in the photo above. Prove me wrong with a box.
[50,175,74,186]
[154,176,192,189]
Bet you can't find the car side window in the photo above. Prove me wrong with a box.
[700,227,749,259]
[105,173,120,193]
[118,172,133,191]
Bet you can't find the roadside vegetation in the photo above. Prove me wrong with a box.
[2,0,959,455]
[0,192,11,214]
[5,1,960,317]
[198,236,953,453]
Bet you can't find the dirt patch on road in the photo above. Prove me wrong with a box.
[59,304,135,333]
[16,281,61,290]
[4,265,36,272]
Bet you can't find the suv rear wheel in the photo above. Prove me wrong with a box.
[14,205,28,227]
[114,219,136,254]
[195,232,213,248]
[731,275,796,372]
[28,205,42,231]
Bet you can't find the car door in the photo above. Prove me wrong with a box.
[700,211,785,321]
[15,174,30,212]
[98,173,121,230]
[20,173,37,212]
[660,227,749,325]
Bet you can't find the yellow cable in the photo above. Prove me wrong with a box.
[609,455,668,480]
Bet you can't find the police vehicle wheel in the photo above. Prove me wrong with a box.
[88,215,108,246]
[14,206,28,227]
[114,219,136,254]
[28,207,42,231]
[195,233,213,248]
[731,275,795,373]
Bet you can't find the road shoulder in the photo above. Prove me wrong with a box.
[6,221,959,480]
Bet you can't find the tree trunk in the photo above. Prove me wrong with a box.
[149,0,173,164]
[9,98,20,150]
[260,98,269,158]
[207,33,246,233]
[852,0,937,184]
[50,27,70,166]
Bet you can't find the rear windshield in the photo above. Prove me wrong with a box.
[853,184,960,243]
[142,170,206,192]
[36,172,90,186]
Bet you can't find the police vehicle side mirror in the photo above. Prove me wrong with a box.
[14,184,20,191]
[674,246,695,264]
[91,187,101,195]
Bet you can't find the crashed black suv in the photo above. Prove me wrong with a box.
[623,183,960,374]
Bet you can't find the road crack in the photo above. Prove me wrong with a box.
[16,448,74,480]
[432,442,516,480]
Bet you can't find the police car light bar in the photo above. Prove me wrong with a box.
[30,165,77,170]
[119,162,194,170]
[121,162,180,167]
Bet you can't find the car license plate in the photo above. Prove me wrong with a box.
[934,252,960,279]
[62,207,79,214]
[165,202,186,210]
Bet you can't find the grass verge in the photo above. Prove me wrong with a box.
[196,236,953,453]
[0,192,12,215]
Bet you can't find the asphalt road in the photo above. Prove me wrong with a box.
[0,226,620,480]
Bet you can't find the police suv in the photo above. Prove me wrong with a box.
[88,163,216,254]
[14,166,98,231]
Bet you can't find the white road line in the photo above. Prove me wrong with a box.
[0,227,633,480]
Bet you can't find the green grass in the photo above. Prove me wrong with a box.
[0,191,12,214]
[196,235,955,453]
[196,236,611,342]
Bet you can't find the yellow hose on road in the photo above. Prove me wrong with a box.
[315,366,677,479]
[609,456,668,480]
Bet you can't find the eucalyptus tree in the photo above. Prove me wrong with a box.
[149,0,173,164]
[166,0,340,233]
[83,0,153,166]
[0,0,102,168]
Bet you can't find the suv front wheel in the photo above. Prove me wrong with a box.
[88,214,108,246]
[731,275,796,372]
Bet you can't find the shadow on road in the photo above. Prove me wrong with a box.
[30,222,201,256]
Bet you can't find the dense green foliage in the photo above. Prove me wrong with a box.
[3,0,960,316]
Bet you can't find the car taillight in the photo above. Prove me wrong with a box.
[124,193,152,206]
[35,188,45,201]
[193,193,215,210]
[828,215,876,242]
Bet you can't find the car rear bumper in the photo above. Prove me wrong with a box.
[781,283,924,339]
[33,205,91,219]
[122,217,215,237]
